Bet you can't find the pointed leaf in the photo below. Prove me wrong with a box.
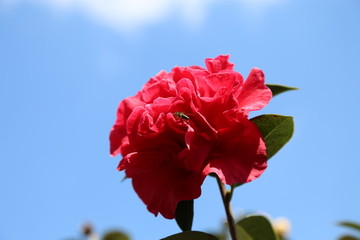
[175,200,194,232]
[161,231,219,240]
[237,215,279,240]
[339,222,360,232]
[251,114,294,160]
[266,84,298,97]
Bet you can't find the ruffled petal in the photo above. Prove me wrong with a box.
[110,94,143,156]
[199,89,238,129]
[121,151,205,219]
[205,55,234,73]
[202,71,242,97]
[204,118,267,185]
[178,112,217,173]
[141,70,177,103]
[236,68,272,114]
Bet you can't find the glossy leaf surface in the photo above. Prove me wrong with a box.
[237,215,279,240]
[251,114,294,160]
[266,84,298,97]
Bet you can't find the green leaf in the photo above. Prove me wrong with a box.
[161,231,219,240]
[237,215,279,240]
[338,236,360,240]
[339,222,360,232]
[175,200,194,232]
[266,84,298,97]
[103,231,130,240]
[236,225,253,240]
[251,114,294,160]
[207,233,227,240]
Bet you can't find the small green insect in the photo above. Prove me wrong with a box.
[173,112,190,120]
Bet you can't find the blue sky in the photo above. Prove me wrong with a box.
[1,0,359,239]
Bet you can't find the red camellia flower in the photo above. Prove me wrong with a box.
[110,55,272,219]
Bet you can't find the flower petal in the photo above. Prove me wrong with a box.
[141,70,177,103]
[110,94,143,156]
[205,55,234,73]
[178,113,217,173]
[204,118,267,185]
[121,151,205,219]
[237,68,272,114]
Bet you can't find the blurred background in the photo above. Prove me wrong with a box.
[1,0,359,239]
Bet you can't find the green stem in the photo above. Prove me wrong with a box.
[216,176,238,240]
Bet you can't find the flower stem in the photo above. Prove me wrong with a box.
[216,176,238,240]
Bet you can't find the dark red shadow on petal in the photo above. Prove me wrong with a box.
[121,151,205,219]
[204,118,267,185]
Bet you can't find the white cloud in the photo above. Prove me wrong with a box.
[5,0,287,32]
